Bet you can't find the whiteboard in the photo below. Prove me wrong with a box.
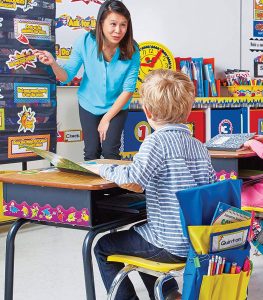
[124,0,241,77]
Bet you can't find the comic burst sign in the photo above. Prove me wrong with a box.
[6,49,37,70]
[0,0,37,12]
[17,105,36,133]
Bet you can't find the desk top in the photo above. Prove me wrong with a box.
[0,159,129,190]
[209,149,257,159]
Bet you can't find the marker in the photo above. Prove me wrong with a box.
[213,256,218,275]
[216,256,222,275]
[220,257,226,274]
[224,261,231,274]
[207,259,212,276]
[243,258,251,275]
[230,262,237,274]
[235,266,241,274]
[210,256,215,275]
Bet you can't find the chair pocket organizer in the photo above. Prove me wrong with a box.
[182,219,252,300]
[199,270,251,300]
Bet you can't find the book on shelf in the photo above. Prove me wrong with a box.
[205,133,255,151]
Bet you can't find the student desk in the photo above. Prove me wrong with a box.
[209,149,263,180]
[0,167,146,300]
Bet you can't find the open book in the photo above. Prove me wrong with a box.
[26,146,107,175]
[26,147,143,192]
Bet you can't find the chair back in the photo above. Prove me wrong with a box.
[177,179,242,229]
[176,180,252,300]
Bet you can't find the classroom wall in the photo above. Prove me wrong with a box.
[128,0,242,78]
[0,0,257,170]
[55,0,244,162]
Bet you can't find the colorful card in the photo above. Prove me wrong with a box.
[211,202,251,225]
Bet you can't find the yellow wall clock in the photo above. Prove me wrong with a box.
[133,41,176,98]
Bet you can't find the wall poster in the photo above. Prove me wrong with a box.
[0,0,57,163]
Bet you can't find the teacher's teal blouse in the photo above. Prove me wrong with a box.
[62,32,140,115]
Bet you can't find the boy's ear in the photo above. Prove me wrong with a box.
[143,106,152,120]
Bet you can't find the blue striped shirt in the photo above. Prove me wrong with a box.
[100,124,216,257]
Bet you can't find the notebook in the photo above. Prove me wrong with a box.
[205,133,255,151]
[211,202,251,225]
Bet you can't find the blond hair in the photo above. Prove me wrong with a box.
[139,69,195,124]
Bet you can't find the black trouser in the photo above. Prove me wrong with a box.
[79,105,128,160]
[94,228,186,300]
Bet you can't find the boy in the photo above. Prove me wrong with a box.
[88,70,216,300]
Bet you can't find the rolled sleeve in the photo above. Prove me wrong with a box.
[122,49,140,92]
[60,36,84,84]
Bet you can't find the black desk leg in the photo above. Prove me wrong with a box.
[5,219,30,300]
[82,230,97,300]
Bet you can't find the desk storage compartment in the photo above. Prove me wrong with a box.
[93,192,146,226]
[211,155,263,181]
[3,183,93,227]
[3,183,145,228]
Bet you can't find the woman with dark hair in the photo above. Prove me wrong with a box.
[34,0,140,160]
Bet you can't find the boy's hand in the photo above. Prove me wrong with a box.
[254,135,263,142]
[119,183,143,193]
[85,164,101,175]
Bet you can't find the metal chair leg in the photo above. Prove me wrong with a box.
[154,274,174,300]
[107,265,137,300]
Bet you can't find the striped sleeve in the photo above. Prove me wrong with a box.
[99,134,163,189]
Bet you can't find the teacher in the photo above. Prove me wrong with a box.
[34,0,140,160]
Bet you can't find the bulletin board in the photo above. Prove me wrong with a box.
[55,0,105,86]
[0,0,57,164]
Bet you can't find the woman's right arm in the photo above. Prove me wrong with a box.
[33,50,68,82]
[33,33,86,84]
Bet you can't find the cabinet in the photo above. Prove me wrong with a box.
[209,150,263,181]
[122,96,263,160]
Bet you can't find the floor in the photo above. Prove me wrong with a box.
[0,222,262,300]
